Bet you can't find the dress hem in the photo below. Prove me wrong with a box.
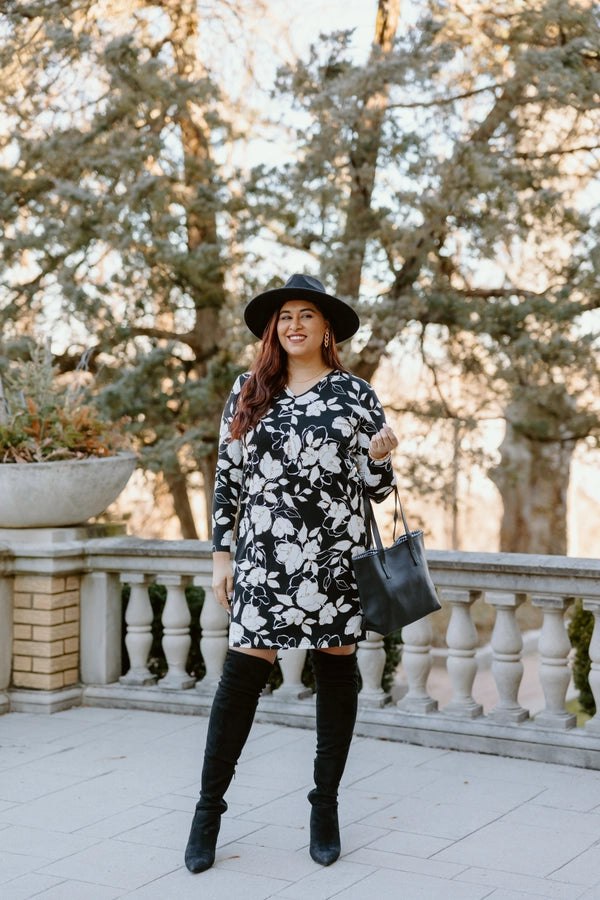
[228,639,359,650]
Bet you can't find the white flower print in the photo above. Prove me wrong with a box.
[275,541,304,574]
[319,603,337,625]
[362,467,381,488]
[241,604,267,631]
[319,442,341,473]
[228,439,242,464]
[295,389,319,405]
[326,500,348,530]
[229,621,244,644]
[345,614,363,637]
[272,516,295,538]
[300,443,320,469]
[296,580,327,612]
[283,431,302,460]
[212,371,395,649]
[303,538,320,562]
[348,514,364,542]
[260,452,283,480]
[250,504,272,534]
[264,485,278,505]
[247,473,266,494]
[332,415,353,437]
[246,567,267,586]
[282,608,305,627]
[305,399,326,416]
[213,510,231,526]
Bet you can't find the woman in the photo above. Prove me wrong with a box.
[185,273,398,873]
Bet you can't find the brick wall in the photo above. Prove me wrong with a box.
[12,574,80,690]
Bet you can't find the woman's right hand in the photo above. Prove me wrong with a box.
[212,552,234,612]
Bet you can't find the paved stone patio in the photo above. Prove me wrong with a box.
[1,706,600,899]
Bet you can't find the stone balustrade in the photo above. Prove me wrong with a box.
[2,529,600,768]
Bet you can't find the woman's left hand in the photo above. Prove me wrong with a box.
[369,424,398,461]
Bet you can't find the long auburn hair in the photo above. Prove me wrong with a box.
[229,307,348,440]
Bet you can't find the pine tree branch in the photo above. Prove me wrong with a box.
[513,144,600,160]
[386,84,497,110]
[128,325,189,343]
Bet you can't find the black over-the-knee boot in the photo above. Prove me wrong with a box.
[184,649,273,874]
[308,650,358,866]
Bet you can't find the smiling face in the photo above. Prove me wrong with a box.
[276,300,329,363]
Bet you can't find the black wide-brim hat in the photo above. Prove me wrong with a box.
[244,273,360,343]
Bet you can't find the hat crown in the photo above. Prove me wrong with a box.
[283,273,326,293]
[244,272,360,342]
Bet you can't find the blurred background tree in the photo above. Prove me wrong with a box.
[249,0,600,553]
[0,0,276,536]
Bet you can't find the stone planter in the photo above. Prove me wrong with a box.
[0,452,137,528]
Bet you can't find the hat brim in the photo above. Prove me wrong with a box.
[244,286,360,343]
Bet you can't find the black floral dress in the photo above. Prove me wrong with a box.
[212,370,395,649]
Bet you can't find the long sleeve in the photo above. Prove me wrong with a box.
[351,378,395,503]
[211,375,246,552]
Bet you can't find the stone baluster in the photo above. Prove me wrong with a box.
[486,592,529,723]
[396,616,437,713]
[583,598,600,734]
[357,631,390,707]
[157,574,195,690]
[119,574,156,686]
[195,581,229,693]
[532,595,576,729]
[275,649,312,700]
[442,590,483,718]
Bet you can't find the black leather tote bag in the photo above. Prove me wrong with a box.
[352,487,441,635]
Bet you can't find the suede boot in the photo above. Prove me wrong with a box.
[308,650,358,866]
[185,649,273,873]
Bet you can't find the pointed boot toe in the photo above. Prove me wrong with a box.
[309,804,341,866]
[184,809,221,873]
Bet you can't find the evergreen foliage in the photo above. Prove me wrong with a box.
[568,599,596,716]
[254,0,600,552]
[0,0,255,534]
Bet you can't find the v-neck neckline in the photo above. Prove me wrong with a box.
[284,369,334,398]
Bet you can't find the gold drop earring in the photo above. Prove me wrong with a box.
[323,330,330,349]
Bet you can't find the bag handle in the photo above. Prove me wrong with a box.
[362,486,421,566]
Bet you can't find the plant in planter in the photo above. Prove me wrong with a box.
[0,343,136,528]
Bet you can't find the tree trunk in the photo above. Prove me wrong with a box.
[161,0,227,538]
[335,0,400,305]
[490,404,575,555]
[200,450,218,539]
[164,466,199,539]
